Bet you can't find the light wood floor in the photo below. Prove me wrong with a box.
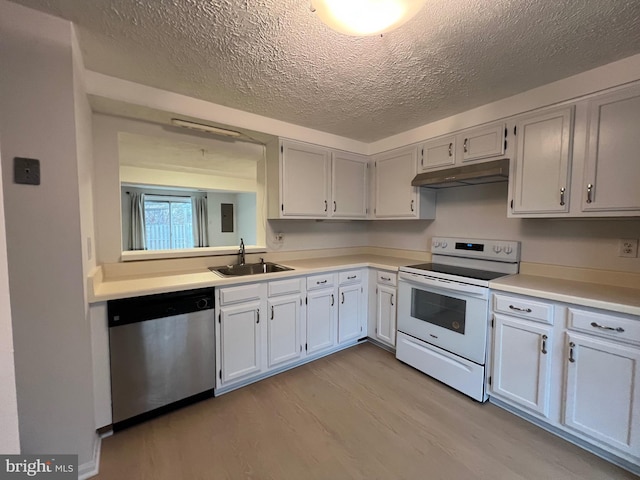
[95,343,637,479]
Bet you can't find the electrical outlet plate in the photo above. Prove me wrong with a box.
[618,239,639,258]
[14,157,40,185]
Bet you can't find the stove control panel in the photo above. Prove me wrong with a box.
[431,237,521,262]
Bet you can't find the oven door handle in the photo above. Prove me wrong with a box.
[398,272,488,299]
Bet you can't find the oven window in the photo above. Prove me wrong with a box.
[411,289,466,334]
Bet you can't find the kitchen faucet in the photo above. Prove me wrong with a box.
[238,238,245,265]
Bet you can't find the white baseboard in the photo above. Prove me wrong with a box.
[78,433,101,479]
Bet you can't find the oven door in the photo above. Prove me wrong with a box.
[397,272,489,364]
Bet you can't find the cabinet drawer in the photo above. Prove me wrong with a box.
[219,283,263,306]
[567,308,640,345]
[493,294,553,324]
[307,273,335,290]
[268,277,303,297]
[339,270,361,285]
[377,271,397,286]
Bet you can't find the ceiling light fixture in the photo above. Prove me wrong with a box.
[311,0,426,36]
[170,118,241,137]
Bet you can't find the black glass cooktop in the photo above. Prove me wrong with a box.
[405,263,510,281]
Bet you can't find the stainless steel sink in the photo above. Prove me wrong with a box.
[209,262,293,277]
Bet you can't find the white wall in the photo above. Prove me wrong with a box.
[0,133,20,454]
[207,192,239,247]
[367,183,640,273]
[0,0,96,465]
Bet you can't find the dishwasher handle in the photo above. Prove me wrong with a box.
[108,287,215,328]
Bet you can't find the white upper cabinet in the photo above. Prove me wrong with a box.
[582,84,640,214]
[461,122,507,162]
[419,122,507,172]
[275,140,368,219]
[420,135,456,171]
[374,146,436,219]
[280,140,331,217]
[331,151,368,218]
[510,106,574,215]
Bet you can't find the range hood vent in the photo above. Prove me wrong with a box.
[411,158,510,189]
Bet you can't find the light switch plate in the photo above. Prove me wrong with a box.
[14,157,40,185]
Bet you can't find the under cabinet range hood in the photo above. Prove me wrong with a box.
[411,158,510,189]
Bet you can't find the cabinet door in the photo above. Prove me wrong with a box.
[491,315,552,418]
[582,85,640,213]
[376,284,396,347]
[306,288,336,355]
[331,152,368,218]
[563,332,640,455]
[374,147,418,218]
[267,295,302,369]
[281,140,330,217]
[461,122,506,162]
[338,284,362,344]
[219,301,263,384]
[511,107,573,214]
[420,136,455,171]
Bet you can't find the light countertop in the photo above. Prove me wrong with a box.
[90,254,415,302]
[490,274,640,316]
[91,255,640,317]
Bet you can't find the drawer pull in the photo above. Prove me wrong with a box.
[331,294,335,306]
[541,334,548,355]
[390,294,394,306]
[590,322,624,333]
[271,305,274,320]
[569,342,575,363]
[341,292,345,304]
[347,275,357,280]
[317,280,327,285]
[509,305,532,313]
[381,276,391,281]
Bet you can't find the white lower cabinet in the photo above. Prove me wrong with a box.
[337,270,365,344]
[306,287,337,355]
[563,332,640,456]
[219,299,264,385]
[267,293,303,369]
[490,292,640,468]
[491,314,552,418]
[374,271,397,347]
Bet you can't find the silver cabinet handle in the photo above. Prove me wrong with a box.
[463,138,468,153]
[256,308,260,324]
[560,187,566,206]
[347,275,357,280]
[390,294,394,306]
[381,276,391,281]
[331,294,334,306]
[333,201,336,212]
[271,305,274,320]
[448,142,453,157]
[590,322,624,333]
[341,292,345,304]
[317,280,327,285]
[541,334,548,355]
[410,199,414,212]
[324,200,328,212]
[569,342,576,363]
[586,184,593,204]
[509,305,532,313]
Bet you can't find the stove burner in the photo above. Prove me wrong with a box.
[405,263,511,281]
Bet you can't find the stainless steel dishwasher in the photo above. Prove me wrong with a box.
[107,287,215,430]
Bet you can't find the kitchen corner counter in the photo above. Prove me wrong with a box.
[89,254,417,303]
[490,274,640,316]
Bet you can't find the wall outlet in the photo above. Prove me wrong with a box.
[14,157,40,185]
[618,239,638,258]
[274,232,284,242]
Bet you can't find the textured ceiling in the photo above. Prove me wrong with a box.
[9,0,640,142]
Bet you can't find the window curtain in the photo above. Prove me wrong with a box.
[129,192,146,250]
[194,195,209,247]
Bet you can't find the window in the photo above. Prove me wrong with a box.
[144,195,194,250]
